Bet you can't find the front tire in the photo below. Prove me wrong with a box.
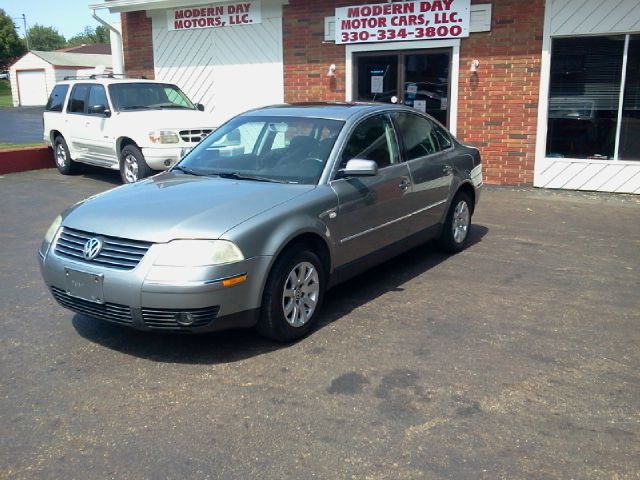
[120,144,152,184]
[53,136,77,175]
[437,191,473,253]
[257,248,325,342]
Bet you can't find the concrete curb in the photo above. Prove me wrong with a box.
[0,147,54,175]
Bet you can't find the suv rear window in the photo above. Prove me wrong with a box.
[45,85,69,112]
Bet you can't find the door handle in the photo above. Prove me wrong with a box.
[398,179,410,191]
[443,165,453,175]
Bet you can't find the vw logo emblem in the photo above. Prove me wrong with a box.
[83,237,103,261]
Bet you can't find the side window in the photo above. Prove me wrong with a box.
[340,114,399,169]
[87,85,108,112]
[68,84,90,114]
[395,112,440,160]
[432,121,453,150]
[45,85,69,112]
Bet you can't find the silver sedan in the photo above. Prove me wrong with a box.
[39,103,482,341]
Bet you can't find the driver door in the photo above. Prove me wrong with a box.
[328,113,413,267]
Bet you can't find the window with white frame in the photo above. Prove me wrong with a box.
[546,34,640,161]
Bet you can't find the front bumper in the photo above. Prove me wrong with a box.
[39,242,272,333]
[141,145,193,170]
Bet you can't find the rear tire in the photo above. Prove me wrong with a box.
[120,144,152,184]
[437,191,473,253]
[257,247,325,342]
[53,136,77,175]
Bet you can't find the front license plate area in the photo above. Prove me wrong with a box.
[64,268,104,304]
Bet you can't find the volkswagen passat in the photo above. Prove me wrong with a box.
[39,103,482,341]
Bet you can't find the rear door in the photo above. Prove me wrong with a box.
[393,112,454,233]
[66,83,91,160]
[328,113,413,267]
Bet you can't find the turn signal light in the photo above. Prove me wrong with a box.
[222,274,247,288]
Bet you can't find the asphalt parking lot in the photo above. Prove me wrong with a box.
[0,107,46,145]
[1,169,639,479]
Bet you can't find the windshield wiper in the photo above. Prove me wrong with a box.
[172,165,201,176]
[158,105,193,110]
[209,172,291,183]
[120,105,152,110]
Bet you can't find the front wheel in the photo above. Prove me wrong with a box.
[120,144,153,184]
[437,191,473,253]
[257,248,325,342]
[53,136,77,175]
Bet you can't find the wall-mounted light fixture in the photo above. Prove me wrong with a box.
[327,64,336,77]
[469,59,480,72]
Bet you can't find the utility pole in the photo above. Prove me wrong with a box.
[22,14,29,50]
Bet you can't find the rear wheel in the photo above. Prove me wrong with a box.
[53,136,77,175]
[437,191,473,253]
[257,247,325,342]
[120,144,152,184]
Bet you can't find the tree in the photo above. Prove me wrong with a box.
[67,25,111,47]
[0,9,27,69]
[28,24,66,51]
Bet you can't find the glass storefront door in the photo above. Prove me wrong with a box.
[354,49,451,126]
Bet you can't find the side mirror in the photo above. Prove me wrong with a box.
[89,104,110,117]
[196,103,205,111]
[339,159,378,177]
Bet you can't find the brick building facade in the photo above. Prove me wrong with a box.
[100,0,640,193]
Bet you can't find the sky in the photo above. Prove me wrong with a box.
[0,0,120,40]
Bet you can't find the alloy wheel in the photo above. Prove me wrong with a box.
[281,261,320,327]
[452,200,470,244]
[123,154,139,183]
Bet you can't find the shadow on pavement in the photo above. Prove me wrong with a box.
[73,225,488,364]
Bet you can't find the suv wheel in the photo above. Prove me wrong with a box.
[53,136,77,175]
[120,144,153,184]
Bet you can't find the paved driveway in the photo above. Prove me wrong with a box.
[0,107,45,144]
[1,169,639,479]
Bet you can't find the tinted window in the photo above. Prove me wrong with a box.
[45,84,69,112]
[87,85,108,113]
[432,121,453,150]
[68,84,90,113]
[109,83,196,111]
[340,114,399,169]
[394,112,440,160]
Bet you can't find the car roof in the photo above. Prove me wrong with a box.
[242,102,415,121]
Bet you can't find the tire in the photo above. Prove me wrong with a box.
[53,136,77,175]
[257,247,326,342]
[120,144,153,184]
[437,191,473,253]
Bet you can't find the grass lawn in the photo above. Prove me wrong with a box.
[0,143,47,150]
[0,80,12,108]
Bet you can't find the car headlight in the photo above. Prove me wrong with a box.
[153,240,244,267]
[44,215,62,244]
[148,130,180,144]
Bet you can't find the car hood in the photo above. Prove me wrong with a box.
[115,109,215,129]
[62,172,315,243]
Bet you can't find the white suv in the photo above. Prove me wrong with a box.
[43,76,216,183]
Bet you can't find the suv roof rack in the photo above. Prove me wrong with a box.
[62,74,148,80]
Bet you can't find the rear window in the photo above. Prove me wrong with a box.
[45,85,69,112]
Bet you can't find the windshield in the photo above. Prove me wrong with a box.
[108,83,196,111]
[176,115,344,185]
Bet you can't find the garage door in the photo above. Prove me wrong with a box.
[17,70,48,106]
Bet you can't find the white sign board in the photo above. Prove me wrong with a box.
[168,1,261,31]
[371,76,384,93]
[335,0,470,44]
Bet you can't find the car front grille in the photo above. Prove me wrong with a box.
[55,227,151,270]
[141,306,220,330]
[179,129,213,143]
[51,287,133,325]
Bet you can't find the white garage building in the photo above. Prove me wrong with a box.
[9,51,112,107]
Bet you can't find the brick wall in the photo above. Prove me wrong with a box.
[121,11,155,79]
[458,0,544,185]
[283,0,545,185]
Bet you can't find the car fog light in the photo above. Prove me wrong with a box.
[175,312,196,326]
